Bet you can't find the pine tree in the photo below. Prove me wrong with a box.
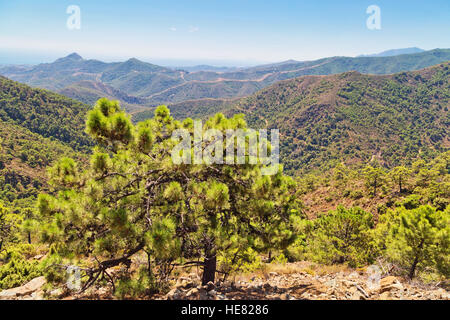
[384,205,449,279]
[303,206,375,267]
[0,202,16,252]
[363,165,386,197]
[389,166,411,193]
[37,98,302,291]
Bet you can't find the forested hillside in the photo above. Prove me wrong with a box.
[226,62,450,174]
[0,64,448,300]
[0,76,92,152]
[0,121,81,205]
[0,77,90,207]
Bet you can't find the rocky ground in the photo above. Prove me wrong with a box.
[165,268,449,301]
[1,262,448,300]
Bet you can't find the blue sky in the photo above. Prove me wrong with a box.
[0,0,449,66]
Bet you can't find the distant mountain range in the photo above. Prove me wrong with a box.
[176,65,241,73]
[358,47,425,57]
[1,48,449,113]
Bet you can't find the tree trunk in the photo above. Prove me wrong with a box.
[409,256,419,280]
[202,253,217,285]
[409,240,424,279]
[374,177,377,197]
[28,232,31,244]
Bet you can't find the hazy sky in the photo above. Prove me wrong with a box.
[0,0,449,66]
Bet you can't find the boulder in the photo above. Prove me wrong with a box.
[207,290,217,297]
[279,293,291,300]
[269,272,278,278]
[0,277,46,300]
[351,290,366,300]
[186,288,199,298]
[167,288,182,300]
[379,276,398,287]
[205,281,215,292]
[378,276,403,294]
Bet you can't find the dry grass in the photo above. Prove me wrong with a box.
[234,261,355,281]
[310,264,352,276]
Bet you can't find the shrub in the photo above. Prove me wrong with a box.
[383,205,449,279]
[303,206,376,267]
[0,247,42,290]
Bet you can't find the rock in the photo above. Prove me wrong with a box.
[31,290,45,300]
[167,288,182,300]
[351,290,366,300]
[431,288,450,300]
[356,285,370,298]
[280,293,291,300]
[306,282,328,296]
[186,287,209,300]
[342,280,356,288]
[188,273,200,280]
[380,291,397,300]
[348,286,358,295]
[232,282,242,290]
[186,288,199,298]
[269,272,278,278]
[0,290,17,300]
[208,290,217,297]
[205,281,215,292]
[438,280,450,290]
[176,277,195,289]
[263,283,272,291]
[246,283,263,293]
[378,276,403,293]
[96,287,109,297]
[49,288,64,298]
[379,276,399,287]
[199,289,208,300]
[0,277,46,300]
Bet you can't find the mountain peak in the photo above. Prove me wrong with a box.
[125,58,143,64]
[59,53,83,62]
[67,53,83,60]
[52,53,83,64]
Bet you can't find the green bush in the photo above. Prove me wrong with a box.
[0,248,42,290]
[382,205,449,279]
[303,206,376,267]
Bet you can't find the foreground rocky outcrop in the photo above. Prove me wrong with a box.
[0,277,46,300]
[165,265,449,301]
[1,263,448,300]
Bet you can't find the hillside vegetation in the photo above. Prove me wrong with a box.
[0,76,92,152]
[0,99,447,298]
[0,121,81,205]
[225,62,450,175]
[0,77,90,207]
[0,62,448,299]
